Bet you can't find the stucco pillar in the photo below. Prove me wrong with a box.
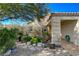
[74,19,79,45]
[51,18,61,45]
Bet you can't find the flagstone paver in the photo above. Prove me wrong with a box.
[4,40,79,56]
[8,42,72,56]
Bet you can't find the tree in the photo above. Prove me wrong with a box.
[0,3,49,21]
[0,3,51,43]
[0,22,3,29]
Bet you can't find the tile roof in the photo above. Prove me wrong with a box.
[51,12,79,16]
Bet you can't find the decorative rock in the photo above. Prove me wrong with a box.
[4,50,11,56]
[9,42,74,56]
[27,42,31,46]
[58,49,61,52]
[29,46,36,51]
[49,44,56,49]
[62,50,68,53]
[55,51,61,55]
[32,44,36,46]
[22,45,28,48]
[28,45,32,48]
[16,42,26,47]
[42,43,45,47]
[37,43,42,47]
[11,48,17,52]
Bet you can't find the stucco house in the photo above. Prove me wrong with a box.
[50,12,79,46]
[22,12,79,47]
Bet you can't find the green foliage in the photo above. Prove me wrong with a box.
[31,36,43,44]
[11,28,20,34]
[31,37,38,44]
[65,35,70,42]
[36,36,43,42]
[22,35,32,42]
[43,31,49,35]
[0,3,48,21]
[0,28,17,54]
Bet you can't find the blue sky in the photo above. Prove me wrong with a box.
[48,3,79,12]
[1,3,79,25]
[1,18,27,26]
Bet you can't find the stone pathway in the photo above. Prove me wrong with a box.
[4,40,79,56]
[10,42,44,56]
[61,39,79,56]
[33,48,72,56]
[8,42,72,56]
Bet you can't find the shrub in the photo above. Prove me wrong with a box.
[36,36,43,43]
[31,37,38,44]
[22,35,32,43]
[43,31,49,35]
[0,28,17,54]
[65,35,70,42]
[31,36,43,44]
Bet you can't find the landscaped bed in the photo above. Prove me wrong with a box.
[0,27,46,55]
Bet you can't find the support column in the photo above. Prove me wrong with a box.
[51,19,61,45]
[74,19,79,45]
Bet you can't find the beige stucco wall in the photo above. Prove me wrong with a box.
[61,20,77,43]
[51,16,79,45]
[51,18,61,45]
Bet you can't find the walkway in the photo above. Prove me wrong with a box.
[9,42,72,56]
[4,40,79,56]
[61,39,79,55]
